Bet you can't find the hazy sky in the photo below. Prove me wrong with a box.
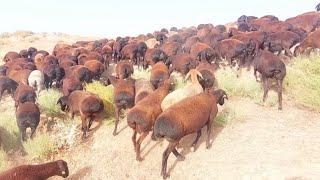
[0,0,318,38]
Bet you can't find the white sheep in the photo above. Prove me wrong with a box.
[161,69,203,111]
[28,70,44,95]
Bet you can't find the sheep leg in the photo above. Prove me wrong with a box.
[30,127,36,139]
[19,127,27,142]
[206,118,214,149]
[262,77,269,103]
[277,79,283,110]
[135,132,149,161]
[81,116,88,139]
[161,141,178,179]
[113,107,121,136]
[132,130,137,151]
[172,148,184,160]
[191,130,202,151]
[0,89,4,101]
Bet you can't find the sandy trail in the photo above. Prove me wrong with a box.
[53,98,320,180]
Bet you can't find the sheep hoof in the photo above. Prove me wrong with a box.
[206,144,212,149]
[191,146,197,152]
[278,107,282,111]
[163,173,170,179]
[113,131,117,136]
[136,156,144,161]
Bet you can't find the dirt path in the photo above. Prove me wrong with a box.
[54,98,320,180]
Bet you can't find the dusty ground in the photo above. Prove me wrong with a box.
[1,32,320,180]
[49,97,320,180]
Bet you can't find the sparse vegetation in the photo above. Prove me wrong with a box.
[285,53,320,110]
[38,89,63,118]
[85,81,115,117]
[23,134,57,161]
[0,149,6,171]
[215,102,246,125]
[216,67,278,107]
[0,108,20,152]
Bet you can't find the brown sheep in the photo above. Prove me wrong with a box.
[0,160,69,179]
[61,77,83,96]
[182,36,200,53]
[253,50,286,110]
[263,31,300,57]
[109,76,135,135]
[153,89,227,179]
[8,69,32,85]
[13,84,36,108]
[127,79,171,161]
[84,60,105,80]
[16,102,40,141]
[150,62,170,89]
[115,60,134,79]
[294,29,320,56]
[67,65,92,83]
[160,42,183,57]
[143,49,168,69]
[169,54,199,75]
[3,51,21,63]
[286,12,320,33]
[57,90,104,138]
[196,61,216,91]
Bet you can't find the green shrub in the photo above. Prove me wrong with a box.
[0,109,20,152]
[23,134,57,161]
[38,89,63,117]
[85,81,115,117]
[285,53,320,110]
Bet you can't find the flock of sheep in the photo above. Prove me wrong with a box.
[0,6,320,179]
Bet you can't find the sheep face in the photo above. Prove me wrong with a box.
[213,89,228,105]
[57,160,69,178]
[57,96,69,111]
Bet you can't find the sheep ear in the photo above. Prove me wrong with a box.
[197,71,203,79]
[108,75,118,85]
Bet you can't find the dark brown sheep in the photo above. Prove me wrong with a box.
[153,89,227,179]
[109,76,135,135]
[160,42,183,57]
[0,160,69,179]
[43,64,65,89]
[169,54,199,75]
[61,77,83,96]
[67,65,92,83]
[115,60,134,79]
[16,102,40,141]
[143,49,168,69]
[127,79,171,161]
[196,61,216,91]
[57,90,104,139]
[263,31,300,57]
[84,60,105,80]
[150,62,170,89]
[0,76,18,101]
[3,51,21,63]
[13,84,36,108]
[253,50,286,110]
[182,36,200,53]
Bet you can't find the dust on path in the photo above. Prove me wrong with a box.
[55,98,320,180]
